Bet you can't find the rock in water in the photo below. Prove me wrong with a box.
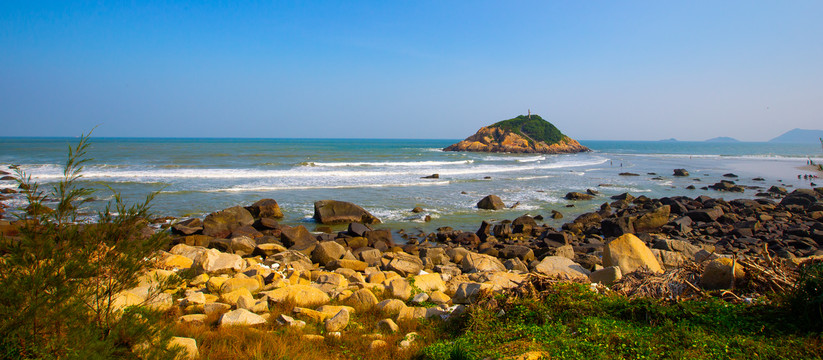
[443,114,589,154]
[477,195,505,210]
[246,198,284,219]
[313,200,380,225]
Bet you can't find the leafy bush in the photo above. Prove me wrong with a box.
[0,132,182,359]
[787,260,823,330]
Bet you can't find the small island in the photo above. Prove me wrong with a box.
[443,114,590,154]
[705,136,740,142]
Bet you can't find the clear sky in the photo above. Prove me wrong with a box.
[1,1,821,141]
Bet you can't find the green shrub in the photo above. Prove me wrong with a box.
[0,132,182,359]
[788,261,823,330]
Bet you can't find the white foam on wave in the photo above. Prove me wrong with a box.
[165,180,452,193]
[617,153,823,162]
[307,160,474,167]
[437,158,609,176]
[515,175,555,181]
[516,156,546,163]
[16,157,610,182]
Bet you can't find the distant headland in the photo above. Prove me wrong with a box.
[443,114,590,154]
[770,128,823,143]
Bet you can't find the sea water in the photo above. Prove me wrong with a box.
[1,138,821,233]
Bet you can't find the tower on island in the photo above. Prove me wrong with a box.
[528,109,531,119]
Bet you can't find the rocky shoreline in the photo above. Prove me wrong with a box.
[2,168,822,357]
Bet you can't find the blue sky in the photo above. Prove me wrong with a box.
[1,1,821,140]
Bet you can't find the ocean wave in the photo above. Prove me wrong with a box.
[163,180,452,193]
[515,175,555,180]
[305,160,474,167]
[516,156,547,163]
[613,153,823,162]
[16,157,608,181]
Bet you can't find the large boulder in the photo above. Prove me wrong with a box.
[279,225,317,248]
[220,277,261,294]
[701,258,746,290]
[565,192,594,201]
[589,266,622,285]
[412,273,447,293]
[461,252,506,273]
[219,309,267,327]
[632,205,671,232]
[387,253,423,276]
[780,189,821,208]
[453,282,491,304]
[534,256,590,280]
[312,241,346,266]
[602,234,663,274]
[686,208,724,223]
[262,285,330,308]
[313,200,380,225]
[169,337,199,360]
[477,195,505,210]
[324,309,350,332]
[246,198,284,219]
[227,236,257,255]
[202,206,254,238]
[343,289,379,312]
[194,249,245,275]
[172,218,203,235]
[498,245,535,262]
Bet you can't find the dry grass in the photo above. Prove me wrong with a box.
[172,293,446,360]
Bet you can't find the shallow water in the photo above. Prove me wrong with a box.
[1,138,821,233]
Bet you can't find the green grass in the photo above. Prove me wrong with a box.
[490,114,566,145]
[418,283,823,360]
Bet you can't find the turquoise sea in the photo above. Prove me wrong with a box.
[1,138,821,233]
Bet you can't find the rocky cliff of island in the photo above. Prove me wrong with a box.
[443,115,590,154]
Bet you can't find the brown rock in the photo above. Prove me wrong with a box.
[247,198,284,219]
[313,200,380,225]
[203,206,254,238]
[477,195,505,210]
[701,257,745,290]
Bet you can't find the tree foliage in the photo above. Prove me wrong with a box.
[0,132,183,359]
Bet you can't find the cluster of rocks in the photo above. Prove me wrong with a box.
[102,184,819,355]
[4,163,821,355]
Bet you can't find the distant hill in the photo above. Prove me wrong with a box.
[769,128,823,143]
[705,136,740,143]
[443,114,590,154]
[658,138,678,142]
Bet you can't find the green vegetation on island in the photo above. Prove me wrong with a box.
[490,114,566,145]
